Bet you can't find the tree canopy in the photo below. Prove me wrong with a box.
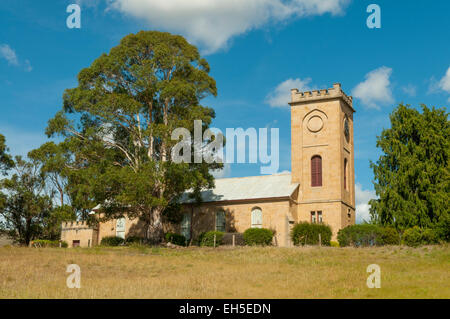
[46,31,221,242]
[0,134,13,175]
[369,104,449,231]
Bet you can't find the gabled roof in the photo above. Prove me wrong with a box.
[180,173,298,204]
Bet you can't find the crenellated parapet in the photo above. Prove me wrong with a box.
[61,220,96,231]
[290,83,354,111]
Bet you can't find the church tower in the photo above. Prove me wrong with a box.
[289,83,355,237]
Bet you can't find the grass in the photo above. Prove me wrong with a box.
[0,244,449,299]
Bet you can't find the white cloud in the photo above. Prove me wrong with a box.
[0,44,19,66]
[352,66,394,109]
[355,183,377,224]
[0,44,32,72]
[401,84,416,97]
[438,66,450,93]
[107,0,350,53]
[266,77,313,107]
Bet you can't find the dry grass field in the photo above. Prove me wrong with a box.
[0,244,449,299]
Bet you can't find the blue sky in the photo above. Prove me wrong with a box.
[1,0,449,221]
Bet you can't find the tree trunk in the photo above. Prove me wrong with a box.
[146,207,164,244]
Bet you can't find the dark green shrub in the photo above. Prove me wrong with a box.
[381,227,400,245]
[422,228,438,244]
[403,227,423,247]
[61,241,68,248]
[337,224,384,247]
[100,236,125,246]
[291,222,332,246]
[243,228,273,246]
[199,231,224,247]
[165,232,187,246]
[434,217,450,242]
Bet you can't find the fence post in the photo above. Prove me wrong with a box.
[319,233,322,247]
[232,234,235,247]
[214,234,216,248]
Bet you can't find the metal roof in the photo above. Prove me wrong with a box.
[180,173,298,203]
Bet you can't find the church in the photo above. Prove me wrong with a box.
[61,83,355,247]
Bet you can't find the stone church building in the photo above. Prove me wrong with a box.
[61,83,355,247]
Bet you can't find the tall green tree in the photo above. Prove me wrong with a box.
[369,104,449,231]
[0,156,54,245]
[0,134,13,175]
[46,31,221,242]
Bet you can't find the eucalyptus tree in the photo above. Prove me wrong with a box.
[0,134,13,175]
[46,31,221,242]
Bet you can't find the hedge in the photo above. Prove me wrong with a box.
[198,231,224,247]
[337,225,402,247]
[243,228,273,246]
[100,236,125,246]
[32,240,68,248]
[165,232,187,246]
[403,227,439,247]
[291,222,332,246]
[337,224,383,247]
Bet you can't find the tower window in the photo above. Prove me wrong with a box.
[344,158,348,190]
[311,155,322,187]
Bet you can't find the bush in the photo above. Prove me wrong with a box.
[165,232,187,246]
[381,227,400,245]
[32,239,67,248]
[330,241,339,247]
[291,222,332,246]
[403,227,439,247]
[199,231,224,247]
[403,227,423,247]
[337,224,384,247]
[100,236,125,246]
[243,228,273,246]
[422,228,438,244]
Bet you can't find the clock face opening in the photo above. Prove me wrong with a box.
[344,118,350,142]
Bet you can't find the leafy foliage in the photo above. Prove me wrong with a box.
[337,224,385,247]
[0,156,58,245]
[243,228,273,246]
[0,134,13,175]
[165,232,186,246]
[45,31,221,243]
[370,104,449,231]
[198,231,224,247]
[100,236,125,246]
[291,222,332,246]
[403,226,439,247]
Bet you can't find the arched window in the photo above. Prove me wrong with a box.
[311,155,322,187]
[215,211,226,232]
[344,158,348,190]
[251,207,262,228]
